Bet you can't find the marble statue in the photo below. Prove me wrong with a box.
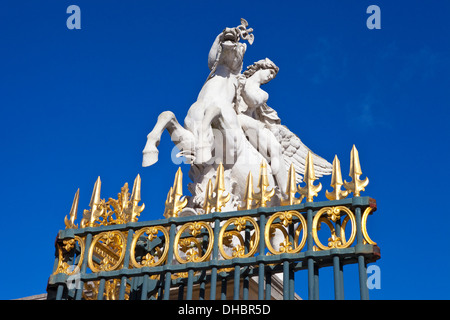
[142,19,332,214]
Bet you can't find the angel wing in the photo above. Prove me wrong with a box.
[269,122,332,183]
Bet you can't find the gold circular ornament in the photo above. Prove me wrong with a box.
[88,231,127,272]
[362,206,377,245]
[174,222,214,263]
[130,226,170,268]
[265,211,307,255]
[312,206,356,251]
[219,216,259,260]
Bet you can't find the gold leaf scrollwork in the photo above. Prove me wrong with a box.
[53,236,85,275]
[82,279,130,300]
[219,216,259,260]
[312,206,356,251]
[174,222,214,263]
[265,211,307,255]
[130,226,170,268]
[88,231,127,273]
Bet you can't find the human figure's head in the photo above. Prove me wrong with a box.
[243,58,279,84]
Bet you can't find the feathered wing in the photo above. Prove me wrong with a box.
[270,123,332,183]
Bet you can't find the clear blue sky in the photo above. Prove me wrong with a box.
[1,0,449,300]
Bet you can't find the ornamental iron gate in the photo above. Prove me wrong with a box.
[47,197,380,300]
[47,146,380,300]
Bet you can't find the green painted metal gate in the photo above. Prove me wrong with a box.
[47,196,380,300]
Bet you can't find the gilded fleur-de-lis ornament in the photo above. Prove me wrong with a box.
[238,171,256,210]
[298,151,322,202]
[164,168,188,218]
[81,177,106,228]
[254,160,275,207]
[281,163,304,206]
[326,155,349,201]
[64,189,80,229]
[343,145,369,197]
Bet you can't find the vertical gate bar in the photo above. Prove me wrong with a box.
[210,217,221,300]
[210,268,217,300]
[243,272,249,300]
[199,273,206,300]
[289,265,295,300]
[358,255,369,300]
[258,264,265,300]
[96,278,106,300]
[288,222,295,300]
[163,223,177,300]
[306,206,315,300]
[233,265,240,300]
[314,265,320,300]
[265,270,272,300]
[51,237,61,279]
[186,269,194,300]
[258,213,266,300]
[355,206,369,300]
[283,260,290,300]
[333,215,345,300]
[141,274,149,300]
[333,256,344,300]
[339,261,345,298]
[221,277,227,300]
[157,279,163,300]
[55,284,64,300]
[119,229,134,300]
[178,283,185,300]
[75,233,93,300]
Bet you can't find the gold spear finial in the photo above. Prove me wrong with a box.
[64,189,79,229]
[326,155,349,201]
[209,163,231,212]
[238,171,256,210]
[202,179,213,214]
[298,151,322,202]
[343,145,369,197]
[281,163,304,206]
[125,174,145,222]
[254,160,275,207]
[81,177,106,228]
[164,168,188,218]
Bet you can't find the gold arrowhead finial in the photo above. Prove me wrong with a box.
[126,174,145,222]
[254,160,275,207]
[64,189,79,229]
[298,151,322,202]
[281,163,304,206]
[343,145,369,197]
[164,168,188,218]
[238,171,256,210]
[203,179,214,214]
[209,163,231,212]
[81,177,106,228]
[326,155,349,200]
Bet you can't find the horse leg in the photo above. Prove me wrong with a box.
[194,106,221,164]
[143,111,194,167]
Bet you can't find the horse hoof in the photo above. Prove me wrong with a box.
[142,150,159,167]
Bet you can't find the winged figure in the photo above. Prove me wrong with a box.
[235,58,332,190]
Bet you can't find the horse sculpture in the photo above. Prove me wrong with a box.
[142,19,332,213]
